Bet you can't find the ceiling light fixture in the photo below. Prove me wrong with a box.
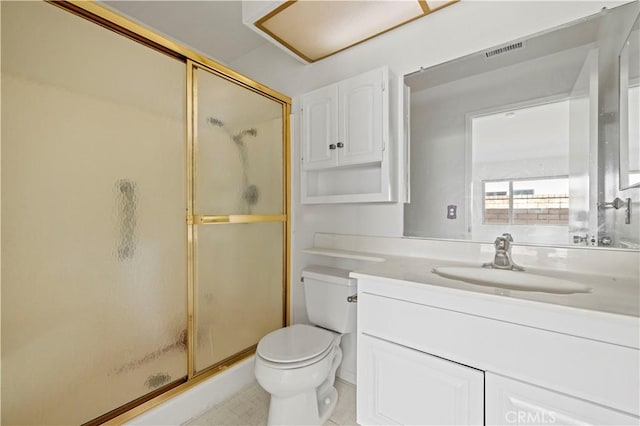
[245,0,458,63]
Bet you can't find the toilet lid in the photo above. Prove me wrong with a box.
[257,324,336,363]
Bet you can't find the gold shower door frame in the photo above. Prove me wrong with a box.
[40,1,290,423]
[186,60,291,379]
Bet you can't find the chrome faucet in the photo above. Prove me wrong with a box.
[482,233,524,271]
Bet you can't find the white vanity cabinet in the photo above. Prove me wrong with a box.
[359,334,484,425]
[300,67,398,204]
[485,373,639,425]
[356,275,640,426]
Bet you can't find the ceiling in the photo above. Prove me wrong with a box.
[253,0,457,63]
[103,1,459,65]
[101,1,269,64]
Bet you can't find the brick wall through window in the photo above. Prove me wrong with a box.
[483,179,569,225]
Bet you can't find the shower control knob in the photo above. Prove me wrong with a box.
[329,144,337,150]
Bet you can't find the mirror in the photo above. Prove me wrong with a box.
[619,14,640,190]
[404,2,640,249]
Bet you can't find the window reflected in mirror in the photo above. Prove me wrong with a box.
[471,100,570,242]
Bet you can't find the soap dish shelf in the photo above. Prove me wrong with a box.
[301,248,386,262]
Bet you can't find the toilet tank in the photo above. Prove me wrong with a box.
[301,265,357,333]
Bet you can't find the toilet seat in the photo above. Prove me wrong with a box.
[257,324,337,369]
[257,344,334,370]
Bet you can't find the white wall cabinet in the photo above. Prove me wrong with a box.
[358,334,484,426]
[356,277,640,426]
[300,84,338,170]
[300,67,398,204]
[338,69,384,166]
[301,68,384,170]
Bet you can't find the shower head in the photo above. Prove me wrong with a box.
[207,117,224,127]
[234,128,257,139]
[232,128,257,146]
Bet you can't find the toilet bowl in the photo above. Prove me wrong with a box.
[255,266,357,426]
[255,324,343,425]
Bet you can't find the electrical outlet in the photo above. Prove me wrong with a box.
[447,205,457,219]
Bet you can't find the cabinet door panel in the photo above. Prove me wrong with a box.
[358,334,484,426]
[339,68,384,165]
[301,85,338,170]
[486,373,639,425]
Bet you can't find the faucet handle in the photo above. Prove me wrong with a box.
[494,233,513,251]
[487,233,524,271]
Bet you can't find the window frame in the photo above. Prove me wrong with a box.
[482,175,569,225]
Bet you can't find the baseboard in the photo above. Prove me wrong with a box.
[337,367,356,385]
[126,356,257,425]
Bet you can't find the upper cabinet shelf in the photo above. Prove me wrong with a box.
[300,66,399,204]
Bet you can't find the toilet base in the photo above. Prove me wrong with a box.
[318,386,338,424]
[266,385,338,426]
[256,330,345,426]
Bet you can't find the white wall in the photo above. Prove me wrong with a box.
[228,0,628,380]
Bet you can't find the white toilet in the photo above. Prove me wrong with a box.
[255,265,357,426]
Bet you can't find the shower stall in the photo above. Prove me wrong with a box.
[0,2,290,424]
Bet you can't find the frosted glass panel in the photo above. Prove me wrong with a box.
[196,68,284,215]
[194,222,284,372]
[1,2,186,424]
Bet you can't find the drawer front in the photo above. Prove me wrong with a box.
[357,334,483,426]
[486,373,639,425]
[358,291,640,416]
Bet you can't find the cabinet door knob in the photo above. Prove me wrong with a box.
[329,144,337,150]
[337,142,344,148]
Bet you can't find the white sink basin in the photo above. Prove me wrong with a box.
[432,266,591,294]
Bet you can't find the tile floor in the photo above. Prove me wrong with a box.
[185,379,357,426]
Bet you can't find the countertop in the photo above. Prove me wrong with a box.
[350,255,640,348]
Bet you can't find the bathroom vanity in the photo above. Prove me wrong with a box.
[353,257,640,425]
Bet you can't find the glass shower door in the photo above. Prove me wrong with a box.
[1,2,187,424]
[192,64,288,373]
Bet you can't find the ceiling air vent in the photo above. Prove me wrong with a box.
[484,41,524,59]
